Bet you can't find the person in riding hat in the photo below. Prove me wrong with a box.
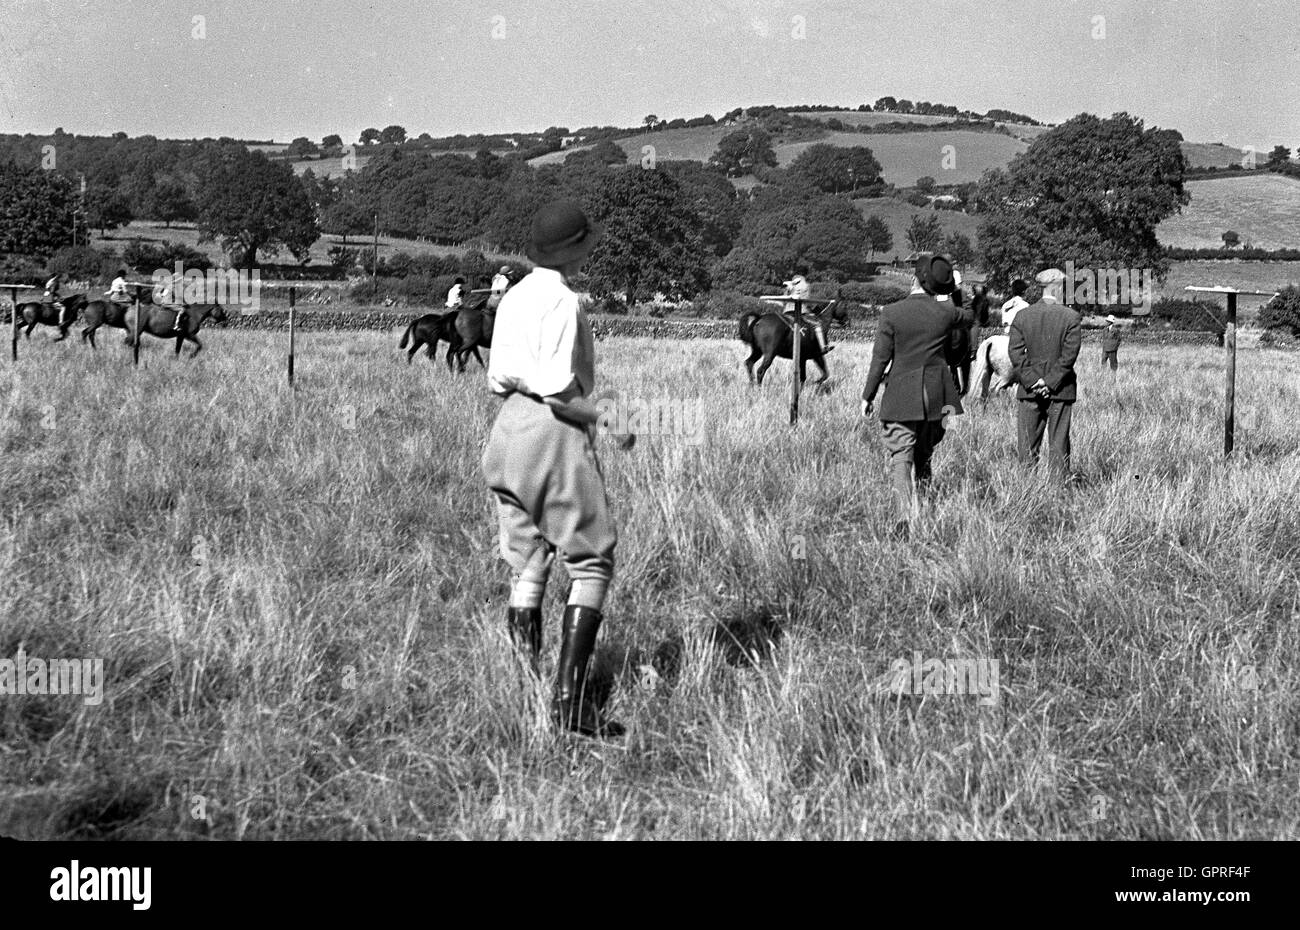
[782,263,833,355]
[45,272,68,326]
[861,252,964,534]
[480,199,634,739]
[488,265,511,311]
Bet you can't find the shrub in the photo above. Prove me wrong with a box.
[1150,297,1225,334]
[122,239,212,274]
[1259,284,1300,336]
[689,290,771,319]
[45,245,117,284]
[0,253,45,284]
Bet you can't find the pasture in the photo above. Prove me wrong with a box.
[0,328,1296,840]
[1157,174,1300,251]
[852,196,982,260]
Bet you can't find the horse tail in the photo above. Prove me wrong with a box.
[399,317,415,349]
[738,312,760,343]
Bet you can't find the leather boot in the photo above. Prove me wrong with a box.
[552,605,624,738]
[506,607,542,676]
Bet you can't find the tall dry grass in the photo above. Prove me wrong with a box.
[0,327,1296,839]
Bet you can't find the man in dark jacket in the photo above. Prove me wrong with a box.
[1008,268,1082,478]
[1100,314,1121,371]
[862,253,963,523]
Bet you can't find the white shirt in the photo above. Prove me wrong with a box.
[108,276,128,297]
[445,283,463,309]
[1001,295,1029,328]
[491,273,510,295]
[486,267,594,399]
[783,275,810,300]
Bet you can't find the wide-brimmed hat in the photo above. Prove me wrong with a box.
[914,253,956,296]
[498,265,511,275]
[526,200,603,267]
[1106,314,1117,323]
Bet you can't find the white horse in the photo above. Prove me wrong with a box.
[968,333,1016,400]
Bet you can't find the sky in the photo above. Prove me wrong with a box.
[3,0,1298,151]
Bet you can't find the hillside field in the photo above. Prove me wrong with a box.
[0,331,1296,839]
[1157,175,1300,251]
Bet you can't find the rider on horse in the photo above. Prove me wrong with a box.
[155,271,189,334]
[45,273,69,327]
[781,264,833,355]
[106,268,131,304]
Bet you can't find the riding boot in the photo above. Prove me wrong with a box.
[506,607,542,677]
[815,323,834,354]
[552,605,624,738]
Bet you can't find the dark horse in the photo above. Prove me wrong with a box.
[123,303,229,357]
[17,293,89,341]
[82,290,159,349]
[739,301,849,386]
[398,310,462,369]
[451,294,496,372]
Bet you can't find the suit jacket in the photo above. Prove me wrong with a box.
[1101,326,1121,352]
[862,292,963,422]
[1008,299,1082,401]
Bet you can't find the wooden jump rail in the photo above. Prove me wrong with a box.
[1185,285,1279,456]
[2,283,42,362]
[759,294,836,425]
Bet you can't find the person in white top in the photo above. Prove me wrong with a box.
[445,276,465,311]
[1000,278,1030,332]
[106,269,131,303]
[481,200,632,739]
[782,264,833,354]
[486,265,511,311]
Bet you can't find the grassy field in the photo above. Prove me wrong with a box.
[852,196,982,261]
[1157,259,1300,311]
[0,330,1296,840]
[531,126,1026,187]
[1157,175,1300,251]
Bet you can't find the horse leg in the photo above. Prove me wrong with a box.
[407,338,419,364]
[188,334,203,358]
[756,348,776,386]
[472,346,486,369]
[444,342,457,372]
[744,344,762,384]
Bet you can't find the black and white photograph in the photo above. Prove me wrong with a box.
[0,0,1295,904]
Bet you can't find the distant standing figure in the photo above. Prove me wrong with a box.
[1100,314,1121,371]
[1008,268,1082,478]
[1000,278,1030,333]
[861,252,963,531]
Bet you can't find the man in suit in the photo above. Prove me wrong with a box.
[862,253,963,527]
[1008,268,1082,478]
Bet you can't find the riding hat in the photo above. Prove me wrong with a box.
[914,252,956,296]
[526,201,604,267]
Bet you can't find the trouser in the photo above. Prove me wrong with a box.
[1017,399,1073,477]
[784,314,828,352]
[52,300,67,326]
[880,418,946,516]
[1101,350,1118,371]
[481,393,617,609]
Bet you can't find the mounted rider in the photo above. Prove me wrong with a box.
[781,264,833,355]
[154,270,189,334]
[488,265,512,311]
[106,268,131,304]
[44,272,69,327]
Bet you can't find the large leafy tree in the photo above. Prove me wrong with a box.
[789,143,883,195]
[708,127,778,178]
[905,212,943,252]
[0,162,76,260]
[196,149,319,266]
[863,214,893,257]
[586,166,709,303]
[143,176,196,227]
[976,112,1188,288]
[84,184,133,234]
